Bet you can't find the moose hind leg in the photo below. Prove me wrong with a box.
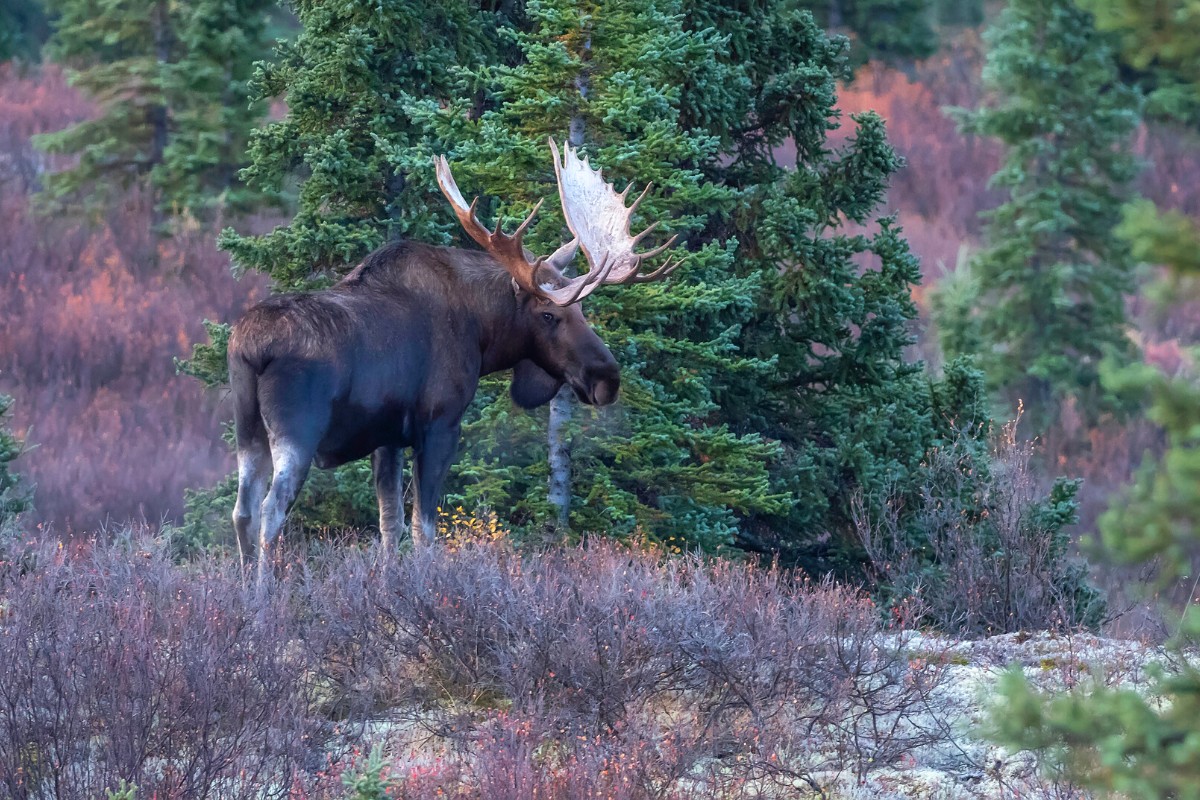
[256,440,313,585]
[233,439,270,568]
[372,446,406,553]
[411,422,460,549]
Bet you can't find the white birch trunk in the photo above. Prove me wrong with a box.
[545,36,591,531]
[546,386,573,529]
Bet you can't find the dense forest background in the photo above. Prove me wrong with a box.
[2,0,1195,547]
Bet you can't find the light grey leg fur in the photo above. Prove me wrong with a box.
[410,494,436,549]
[372,446,406,552]
[256,440,312,585]
[232,440,270,570]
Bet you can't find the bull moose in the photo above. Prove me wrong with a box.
[228,139,681,580]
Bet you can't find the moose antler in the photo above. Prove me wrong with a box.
[434,143,680,305]
[549,138,682,287]
[434,156,589,304]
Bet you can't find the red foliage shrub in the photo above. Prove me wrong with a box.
[0,533,951,798]
[0,65,267,532]
[0,534,328,799]
[302,539,950,795]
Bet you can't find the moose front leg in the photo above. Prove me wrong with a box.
[411,422,460,548]
[372,446,406,553]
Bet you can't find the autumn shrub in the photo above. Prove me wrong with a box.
[856,419,1104,636]
[0,65,267,534]
[0,525,956,798]
[0,533,327,799]
[301,539,951,795]
[0,188,265,533]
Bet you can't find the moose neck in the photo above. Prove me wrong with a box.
[474,277,538,376]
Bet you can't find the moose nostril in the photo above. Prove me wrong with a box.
[593,377,620,406]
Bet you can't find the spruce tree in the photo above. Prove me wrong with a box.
[930,0,983,28]
[664,1,986,566]
[0,0,50,62]
[409,0,784,550]
[990,4,1200,795]
[216,0,500,290]
[836,0,938,63]
[800,0,937,66]
[35,0,273,223]
[938,0,1142,432]
[431,0,985,559]
[189,0,988,568]
[158,0,275,217]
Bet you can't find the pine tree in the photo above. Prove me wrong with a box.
[990,4,1200,795]
[35,0,273,223]
[937,0,1142,432]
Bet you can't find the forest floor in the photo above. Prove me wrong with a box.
[822,631,1170,799]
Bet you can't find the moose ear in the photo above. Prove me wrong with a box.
[510,359,563,409]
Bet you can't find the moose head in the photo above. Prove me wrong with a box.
[433,140,683,407]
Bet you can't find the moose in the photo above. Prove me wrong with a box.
[228,139,681,579]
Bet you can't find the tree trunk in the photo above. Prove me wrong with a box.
[149,0,171,236]
[545,30,591,531]
[547,386,573,529]
[828,0,844,28]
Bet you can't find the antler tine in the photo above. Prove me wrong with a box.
[513,198,544,237]
[544,236,580,272]
[626,253,686,284]
[539,252,614,305]
[631,229,678,257]
[626,183,654,217]
[629,221,659,247]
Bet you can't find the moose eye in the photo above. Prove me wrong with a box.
[541,312,556,324]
